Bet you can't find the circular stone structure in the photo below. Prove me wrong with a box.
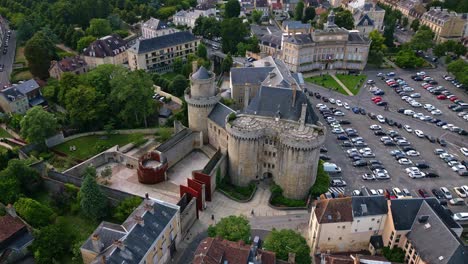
[137,151,168,184]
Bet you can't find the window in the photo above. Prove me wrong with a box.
[342,226,345,229]
[272,164,275,169]
[337,226,340,229]
[371,218,375,221]
[369,227,373,231]
[377,220,380,223]
[339,237,342,240]
[328,237,331,241]
[357,220,360,223]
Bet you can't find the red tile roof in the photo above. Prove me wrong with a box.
[314,197,353,224]
[0,214,25,242]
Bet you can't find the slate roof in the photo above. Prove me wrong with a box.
[284,33,313,45]
[245,86,319,124]
[14,79,40,95]
[230,67,274,85]
[131,31,197,54]
[192,66,211,80]
[83,35,127,57]
[390,198,424,230]
[1,87,25,102]
[348,31,368,43]
[424,198,460,230]
[81,222,126,253]
[0,214,25,243]
[352,196,388,217]
[283,20,311,30]
[142,17,169,30]
[208,103,235,128]
[370,235,384,250]
[50,56,87,72]
[314,197,353,224]
[357,13,374,27]
[260,34,282,48]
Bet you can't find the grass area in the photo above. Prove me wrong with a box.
[161,72,179,81]
[0,127,12,138]
[218,181,256,201]
[10,69,33,82]
[53,133,144,160]
[14,46,26,65]
[305,74,350,95]
[55,47,75,59]
[270,194,307,207]
[335,74,366,95]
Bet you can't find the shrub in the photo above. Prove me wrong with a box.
[14,198,56,228]
[310,160,330,197]
[133,137,148,147]
[227,113,236,122]
[269,184,306,207]
[113,196,143,222]
[208,215,251,243]
[383,246,405,263]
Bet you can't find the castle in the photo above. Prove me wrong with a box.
[185,58,326,199]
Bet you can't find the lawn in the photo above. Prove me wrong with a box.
[10,69,33,83]
[335,74,366,95]
[0,127,12,138]
[14,46,26,65]
[305,74,350,95]
[53,133,144,160]
[55,47,75,59]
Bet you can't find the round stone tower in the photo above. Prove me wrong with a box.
[185,65,220,144]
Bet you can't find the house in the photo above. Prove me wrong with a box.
[345,0,386,36]
[141,18,178,39]
[83,35,129,69]
[0,204,34,263]
[420,7,467,43]
[254,0,270,17]
[49,56,88,80]
[173,8,216,28]
[127,31,199,73]
[0,79,44,114]
[192,237,277,264]
[80,197,181,264]
[260,34,282,56]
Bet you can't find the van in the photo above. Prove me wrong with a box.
[323,162,342,173]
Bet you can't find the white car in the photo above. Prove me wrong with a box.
[370,124,381,130]
[369,189,378,195]
[405,167,420,173]
[332,128,344,134]
[319,105,328,111]
[411,101,422,107]
[329,98,336,104]
[409,171,425,178]
[461,147,468,156]
[377,115,385,123]
[352,190,361,196]
[410,93,421,98]
[406,150,420,156]
[359,147,372,154]
[334,111,345,116]
[414,130,424,138]
[424,104,434,110]
[452,165,467,172]
[343,102,350,109]
[316,103,325,109]
[440,187,452,199]
[404,125,413,133]
[413,113,424,119]
[439,153,454,159]
[453,212,468,221]
[380,136,392,142]
[404,109,415,116]
[448,161,460,167]
[398,158,413,165]
[336,100,343,106]
[431,109,442,115]
[454,187,467,198]
[377,189,385,195]
[392,188,405,199]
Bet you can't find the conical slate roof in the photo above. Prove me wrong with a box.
[192,66,211,80]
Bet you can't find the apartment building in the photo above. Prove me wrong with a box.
[0,79,44,114]
[346,0,386,36]
[127,31,199,73]
[420,7,467,43]
[49,56,88,80]
[141,18,178,39]
[82,35,129,69]
[80,198,180,264]
[173,8,216,28]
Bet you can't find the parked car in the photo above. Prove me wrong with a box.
[440,187,453,199]
[432,189,444,199]
[418,189,431,198]
[453,212,468,221]
[331,179,347,187]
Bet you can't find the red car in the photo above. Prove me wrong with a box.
[418,189,431,198]
[371,96,382,101]
[423,85,432,89]
[449,96,458,102]
[374,98,383,103]
[437,95,446,100]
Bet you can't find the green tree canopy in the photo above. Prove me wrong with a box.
[0,175,20,204]
[409,26,434,51]
[222,53,233,73]
[394,49,425,68]
[303,7,316,23]
[207,215,251,243]
[197,43,208,59]
[20,106,58,144]
[225,0,241,18]
[86,18,112,37]
[410,19,420,31]
[369,30,387,53]
[170,74,189,97]
[295,0,305,21]
[310,160,330,197]
[447,59,468,88]
[77,35,97,52]
[64,84,106,130]
[252,10,263,24]
[14,198,56,228]
[79,173,108,220]
[2,159,41,194]
[221,18,248,54]
[263,229,311,264]
[383,247,405,262]
[24,31,57,79]
[113,196,143,222]
[335,10,354,30]
[193,16,221,40]
[30,223,74,264]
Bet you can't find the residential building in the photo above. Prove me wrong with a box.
[80,197,180,264]
[192,237,277,263]
[345,0,385,36]
[82,35,129,69]
[260,34,282,56]
[420,7,467,43]
[281,11,370,72]
[308,196,388,254]
[127,31,199,73]
[0,79,44,114]
[173,8,216,28]
[254,0,270,17]
[49,56,88,80]
[281,20,312,36]
[141,17,178,39]
[396,0,426,23]
[0,205,34,263]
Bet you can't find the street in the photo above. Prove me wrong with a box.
[0,27,16,87]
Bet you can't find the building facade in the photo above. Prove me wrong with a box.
[173,8,216,28]
[346,0,385,36]
[49,56,88,80]
[141,17,178,39]
[80,197,180,264]
[127,31,199,73]
[82,35,129,69]
[0,79,44,114]
[186,59,326,200]
[420,7,467,43]
[281,12,370,73]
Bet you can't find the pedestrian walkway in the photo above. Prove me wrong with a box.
[330,74,354,96]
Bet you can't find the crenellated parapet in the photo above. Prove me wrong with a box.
[185,94,220,108]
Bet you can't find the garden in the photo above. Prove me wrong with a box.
[305,74,365,96]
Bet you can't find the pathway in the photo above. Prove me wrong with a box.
[0,142,13,149]
[55,44,77,55]
[330,74,354,96]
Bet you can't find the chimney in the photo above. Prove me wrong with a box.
[113,240,125,250]
[192,61,198,74]
[291,83,297,107]
[418,215,429,223]
[144,202,154,214]
[288,252,296,264]
[299,103,307,128]
[6,204,17,218]
[92,234,104,252]
[243,86,250,111]
[134,215,145,226]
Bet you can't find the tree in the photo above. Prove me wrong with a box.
[294,0,304,21]
[207,215,250,243]
[264,229,311,264]
[335,10,354,30]
[409,26,434,51]
[79,173,108,220]
[394,49,425,68]
[401,17,409,28]
[3,159,41,194]
[410,19,420,32]
[383,247,405,263]
[193,17,221,40]
[434,40,466,57]
[0,176,20,204]
[221,53,233,73]
[433,43,447,57]
[252,10,263,24]
[113,196,143,222]
[20,106,58,144]
[383,23,395,47]
[303,7,316,23]
[310,160,330,197]
[369,30,387,53]
[14,198,56,228]
[30,223,74,264]
[64,85,106,130]
[221,18,248,54]
[170,75,189,97]
[86,18,112,37]
[24,31,57,79]
[224,0,241,18]
[197,43,208,59]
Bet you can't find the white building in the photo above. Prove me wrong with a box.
[141,17,178,39]
[173,8,217,28]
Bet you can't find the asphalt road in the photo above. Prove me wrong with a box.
[0,27,16,87]
[304,68,468,213]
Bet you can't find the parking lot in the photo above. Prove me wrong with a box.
[305,68,467,213]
